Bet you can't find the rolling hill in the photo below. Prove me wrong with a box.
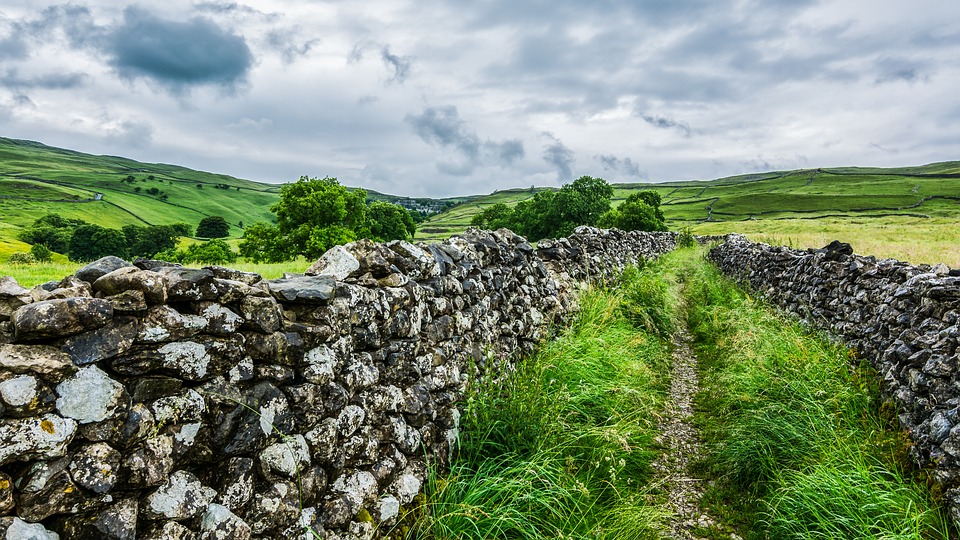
[0,137,471,257]
[2,136,958,270]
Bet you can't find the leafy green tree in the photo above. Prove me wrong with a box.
[551,175,614,237]
[368,201,416,242]
[68,224,128,262]
[18,214,88,254]
[183,239,238,264]
[30,243,52,263]
[129,225,180,258]
[237,222,285,263]
[171,223,193,237]
[598,191,667,232]
[239,176,369,263]
[470,203,515,230]
[196,216,230,238]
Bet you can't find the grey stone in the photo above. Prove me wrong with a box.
[305,245,361,280]
[259,434,311,478]
[59,317,138,365]
[93,267,167,305]
[0,414,76,465]
[13,297,113,340]
[266,275,336,304]
[55,365,127,424]
[0,276,33,321]
[76,256,132,284]
[1,517,60,540]
[200,503,251,540]
[143,470,216,521]
[69,442,122,494]
[0,344,76,383]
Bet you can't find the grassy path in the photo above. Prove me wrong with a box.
[410,248,953,539]
[652,325,735,539]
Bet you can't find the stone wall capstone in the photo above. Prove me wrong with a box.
[0,227,678,540]
[709,234,960,521]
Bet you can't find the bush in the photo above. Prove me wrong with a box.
[30,244,52,263]
[7,252,36,265]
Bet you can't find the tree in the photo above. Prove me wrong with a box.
[183,239,238,264]
[368,201,416,242]
[170,223,193,237]
[128,225,181,258]
[30,243,52,263]
[470,203,515,230]
[598,191,667,232]
[68,224,128,262]
[196,216,230,238]
[239,176,369,263]
[551,175,614,237]
[18,214,88,254]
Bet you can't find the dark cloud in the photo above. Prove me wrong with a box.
[595,154,646,179]
[405,105,525,175]
[0,69,87,90]
[541,132,574,181]
[635,111,692,137]
[105,7,253,92]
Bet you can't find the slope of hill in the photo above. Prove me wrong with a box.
[0,137,469,256]
[2,136,957,270]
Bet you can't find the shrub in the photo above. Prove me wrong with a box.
[30,243,52,263]
[7,252,36,265]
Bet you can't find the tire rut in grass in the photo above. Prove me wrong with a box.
[652,326,739,540]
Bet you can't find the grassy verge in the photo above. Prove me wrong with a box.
[676,248,952,539]
[409,266,674,539]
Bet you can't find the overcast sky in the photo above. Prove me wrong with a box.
[2,1,958,197]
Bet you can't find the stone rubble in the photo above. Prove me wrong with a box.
[710,234,960,522]
[0,227,677,538]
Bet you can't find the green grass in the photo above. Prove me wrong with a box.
[408,266,674,539]
[670,248,953,539]
[418,166,960,266]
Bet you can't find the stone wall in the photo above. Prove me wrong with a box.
[0,227,677,540]
[709,235,960,520]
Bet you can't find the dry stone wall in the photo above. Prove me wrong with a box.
[709,235,960,520]
[0,227,677,540]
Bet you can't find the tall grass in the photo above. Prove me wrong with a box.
[677,248,952,539]
[412,269,673,539]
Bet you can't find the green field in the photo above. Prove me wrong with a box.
[2,136,958,283]
[418,165,960,267]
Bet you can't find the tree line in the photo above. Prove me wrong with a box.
[470,176,666,241]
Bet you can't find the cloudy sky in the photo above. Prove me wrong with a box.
[1,1,958,197]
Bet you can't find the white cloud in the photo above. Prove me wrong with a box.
[0,0,957,195]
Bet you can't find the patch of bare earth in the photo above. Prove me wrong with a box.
[651,326,740,540]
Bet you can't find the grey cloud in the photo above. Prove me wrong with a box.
[869,142,899,154]
[381,46,412,83]
[874,58,926,85]
[194,2,277,19]
[541,132,574,181]
[105,7,253,93]
[267,30,321,64]
[405,106,525,175]
[350,41,414,84]
[0,69,87,90]
[635,111,692,137]
[0,36,28,60]
[595,154,647,179]
[22,5,101,49]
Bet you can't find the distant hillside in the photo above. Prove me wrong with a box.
[417,163,960,241]
[0,137,466,256]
